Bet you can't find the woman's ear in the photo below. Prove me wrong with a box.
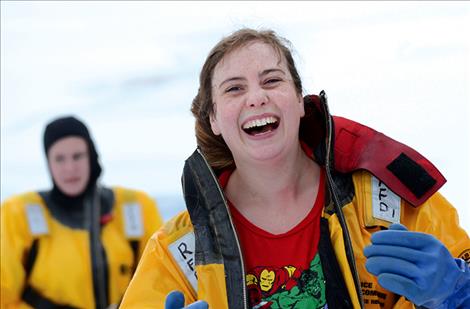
[210,113,221,136]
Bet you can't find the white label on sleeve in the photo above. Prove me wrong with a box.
[168,231,198,292]
[372,176,401,224]
[26,204,48,235]
[123,203,143,238]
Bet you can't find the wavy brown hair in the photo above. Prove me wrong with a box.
[191,28,303,172]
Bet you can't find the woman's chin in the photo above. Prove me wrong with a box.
[239,145,287,164]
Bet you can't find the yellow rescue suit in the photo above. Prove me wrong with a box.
[1,186,163,309]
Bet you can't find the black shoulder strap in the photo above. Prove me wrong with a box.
[22,285,78,309]
[24,238,39,280]
[129,240,140,271]
[22,239,79,308]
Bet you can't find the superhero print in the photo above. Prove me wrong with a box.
[246,254,327,309]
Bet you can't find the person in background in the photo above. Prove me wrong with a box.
[120,28,470,309]
[1,115,164,309]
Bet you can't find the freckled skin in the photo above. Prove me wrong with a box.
[210,41,304,165]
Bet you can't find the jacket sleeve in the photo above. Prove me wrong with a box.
[0,197,34,309]
[405,192,470,264]
[119,212,197,309]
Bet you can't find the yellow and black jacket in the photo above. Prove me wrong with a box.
[120,93,469,309]
[1,186,163,309]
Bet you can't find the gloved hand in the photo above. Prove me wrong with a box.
[165,290,208,309]
[364,223,470,308]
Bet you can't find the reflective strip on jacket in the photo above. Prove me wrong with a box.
[0,186,164,309]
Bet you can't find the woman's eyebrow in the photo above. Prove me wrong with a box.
[218,68,286,89]
[259,68,286,77]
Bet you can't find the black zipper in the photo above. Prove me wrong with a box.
[320,91,365,308]
[87,187,108,309]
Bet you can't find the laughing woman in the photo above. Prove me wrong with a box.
[120,29,470,309]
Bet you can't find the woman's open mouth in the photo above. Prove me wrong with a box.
[242,116,280,136]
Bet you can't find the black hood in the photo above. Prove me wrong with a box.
[43,115,102,207]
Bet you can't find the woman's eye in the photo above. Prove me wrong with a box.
[225,86,242,93]
[265,78,281,84]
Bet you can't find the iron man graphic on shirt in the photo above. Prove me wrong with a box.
[245,254,327,309]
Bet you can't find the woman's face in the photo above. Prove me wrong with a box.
[48,136,90,197]
[210,41,304,165]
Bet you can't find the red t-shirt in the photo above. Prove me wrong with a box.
[218,167,327,309]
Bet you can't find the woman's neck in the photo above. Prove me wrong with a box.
[226,143,320,212]
[225,143,322,234]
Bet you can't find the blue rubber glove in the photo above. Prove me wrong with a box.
[364,223,470,308]
[165,290,208,309]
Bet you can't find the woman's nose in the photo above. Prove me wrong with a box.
[246,88,268,108]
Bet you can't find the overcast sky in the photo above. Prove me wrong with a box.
[1,1,469,230]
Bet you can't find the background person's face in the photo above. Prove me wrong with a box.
[48,136,90,197]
